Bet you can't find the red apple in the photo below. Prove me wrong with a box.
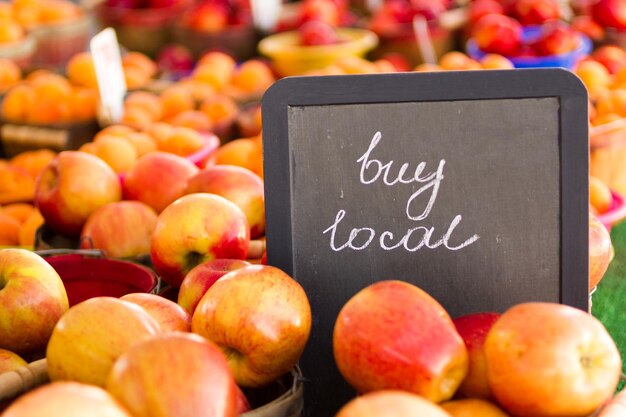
[532,24,581,56]
[485,302,622,417]
[0,249,68,354]
[335,390,451,417]
[80,201,158,259]
[35,151,122,237]
[469,0,504,24]
[186,3,229,32]
[452,312,501,399]
[572,16,605,42]
[333,280,468,403]
[185,165,265,238]
[46,297,161,387]
[590,213,612,290]
[510,0,560,25]
[593,45,626,74]
[2,382,133,417]
[235,385,251,414]
[301,0,341,26]
[473,13,522,56]
[178,259,251,315]
[123,151,199,214]
[107,332,237,417]
[0,348,27,374]
[298,19,339,46]
[592,0,626,31]
[411,0,447,20]
[120,293,191,332]
[192,265,311,387]
[150,193,250,287]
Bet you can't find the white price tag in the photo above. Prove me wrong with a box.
[251,0,282,32]
[90,28,126,124]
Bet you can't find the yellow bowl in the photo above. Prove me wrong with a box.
[258,28,379,77]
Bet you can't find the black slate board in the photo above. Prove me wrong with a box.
[261,69,589,417]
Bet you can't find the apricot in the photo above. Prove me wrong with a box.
[1,202,34,224]
[0,59,21,90]
[199,94,238,125]
[0,212,20,246]
[1,84,35,121]
[160,86,195,119]
[373,59,397,73]
[123,52,157,77]
[98,125,136,137]
[590,176,613,214]
[575,60,612,97]
[78,142,96,154]
[414,63,442,72]
[157,126,204,156]
[592,113,622,126]
[27,98,71,125]
[125,91,163,121]
[439,51,481,70]
[18,208,44,247]
[441,399,509,417]
[143,122,174,145]
[335,56,378,74]
[66,52,98,89]
[70,88,98,121]
[480,54,514,70]
[211,137,262,176]
[31,73,72,101]
[230,60,275,93]
[9,149,56,180]
[124,132,157,157]
[177,80,216,102]
[194,51,236,89]
[169,110,213,131]
[93,135,138,174]
[38,0,81,23]
[124,67,151,90]
[0,20,24,43]
[121,106,154,130]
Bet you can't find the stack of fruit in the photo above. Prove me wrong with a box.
[0,247,311,416]
[466,0,591,69]
[332,280,624,417]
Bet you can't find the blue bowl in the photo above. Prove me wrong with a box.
[467,26,592,70]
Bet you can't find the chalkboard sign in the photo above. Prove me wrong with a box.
[261,69,589,417]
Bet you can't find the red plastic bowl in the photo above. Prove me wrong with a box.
[44,254,158,307]
[598,191,626,232]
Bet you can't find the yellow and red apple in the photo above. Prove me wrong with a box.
[333,280,468,403]
[46,296,161,387]
[107,332,238,417]
[185,165,266,238]
[80,201,158,259]
[35,151,122,237]
[335,390,452,417]
[484,302,622,417]
[2,382,133,417]
[192,265,311,387]
[590,213,612,290]
[453,312,501,399]
[0,348,27,374]
[178,259,251,315]
[441,399,510,417]
[150,193,250,287]
[122,151,199,214]
[121,293,191,333]
[0,248,69,354]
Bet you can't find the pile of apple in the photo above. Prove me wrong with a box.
[333,279,623,417]
[0,245,311,416]
[468,0,584,58]
[368,0,452,38]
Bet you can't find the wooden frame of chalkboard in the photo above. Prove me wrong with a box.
[262,69,588,416]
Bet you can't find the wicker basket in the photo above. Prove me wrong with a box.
[0,361,303,417]
[590,119,626,197]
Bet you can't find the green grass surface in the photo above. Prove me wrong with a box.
[591,220,626,390]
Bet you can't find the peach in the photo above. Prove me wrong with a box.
[160,86,195,119]
[125,132,158,157]
[169,110,213,131]
[66,52,98,89]
[199,93,238,126]
[93,135,138,174]
[230,60,275,93]
[125,91,163,121]
[155,126,204,157]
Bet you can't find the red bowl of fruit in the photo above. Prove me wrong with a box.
[258,27,379,77]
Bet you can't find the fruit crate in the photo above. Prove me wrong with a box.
[0,361,304,417]
[0,119,100,158]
